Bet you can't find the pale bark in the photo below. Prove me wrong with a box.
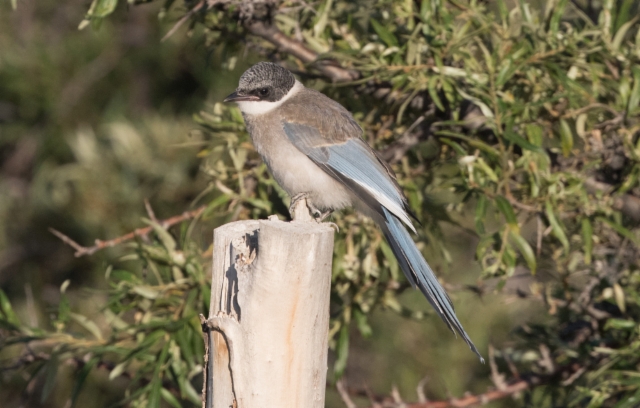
[201,207,334,407]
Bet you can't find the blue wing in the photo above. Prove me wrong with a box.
[283,121,483,362]
[282,122,415,232]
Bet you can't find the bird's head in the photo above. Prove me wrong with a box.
[224,62,297,114]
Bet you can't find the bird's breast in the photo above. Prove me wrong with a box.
[243,113,353,211]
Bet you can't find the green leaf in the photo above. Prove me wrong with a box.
[581,218,593,265]
[612,16,639,51]
[312,0,333,37]
[371,19,398,47]
[604,318,636,330]
[440,138,466,156]
[628,65,640,115]
[0,289,20,327]
[428,76,445,111]
[148,341,170,408]
[559,119,574,157]
[615,0,637,31]
[545,200,570,253]
[510,230,537,274]
[379,240,399,280]
[475,158,499,183]
[161,388,182,408]
[496,0,509,25]
[334,324,350,378]
[475,195,488,235]
[109,361,128,381]
[109,269,140,283]
[41,353,59,403]
[525,124,544,146]
[145,219,176,252]
[70,313,103,340]
[353,307,372,337]
[57,293,71,327]
[504,130,547,155]
[71,358,99,408]
[91,0,118,18]
[10,0,17,10]
[435,130,500,157]
[548,0,567,34]
[495,196,518,228]
[132,285,160,299]
[203,194,232,218]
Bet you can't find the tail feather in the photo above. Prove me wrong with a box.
[379,207,484,362]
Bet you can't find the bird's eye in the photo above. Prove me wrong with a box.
[259,88,270,96]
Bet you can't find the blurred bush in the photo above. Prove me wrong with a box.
[1,0,640,407]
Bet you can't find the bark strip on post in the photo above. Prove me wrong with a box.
[201,213,334,408]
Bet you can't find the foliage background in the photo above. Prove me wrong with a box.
[1,0,639,407]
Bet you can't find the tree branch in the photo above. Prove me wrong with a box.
[49,205,206,257]
[245,20,358,82]
[354,363,583,408]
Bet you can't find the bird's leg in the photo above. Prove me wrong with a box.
[289,192,309,218]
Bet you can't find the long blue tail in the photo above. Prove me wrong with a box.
[379,207,484,362]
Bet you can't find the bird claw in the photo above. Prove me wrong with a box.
[325,222,340,232]
[288,193,334,225]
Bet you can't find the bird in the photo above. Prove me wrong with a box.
[224,61,483,362]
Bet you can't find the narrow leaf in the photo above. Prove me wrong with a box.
[161,388,182,408]
[334,324,350,378]
[495,196,518,227]
[41,353,59,403]
[510,230,537,274]
[545,201,570,253]
[628,65,640,115]
[613,283,626,313]
[70,313,103,340]
[91,0,118,18]
[612,16,639,51]
[71,358,99,407]
[548,0,567,34]
[581,218,593,265]
[604,318,635,330]
[559,119,573,157]
[0,289,20,327]
[428,76,445,111]
[371,19,398,47]
[475,195,488,235]
[504,130,547,154]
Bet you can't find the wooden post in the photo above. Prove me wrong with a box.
[200,203,334,408]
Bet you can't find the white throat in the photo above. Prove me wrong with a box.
[236,80,303,116]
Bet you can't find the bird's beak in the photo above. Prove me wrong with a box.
[223,91,260,103]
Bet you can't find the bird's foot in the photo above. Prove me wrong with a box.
[306,200,334,223]
[289,193,335,225]
[309,206,338,231]
[314,210,333,222]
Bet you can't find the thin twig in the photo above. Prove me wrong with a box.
[144,198,159,224]
[357,364,582,408]
[161,0,205,42]
[489,344,508,391]
[50,205,206,257]
[246,20,358,83]
[336,379,358,408]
